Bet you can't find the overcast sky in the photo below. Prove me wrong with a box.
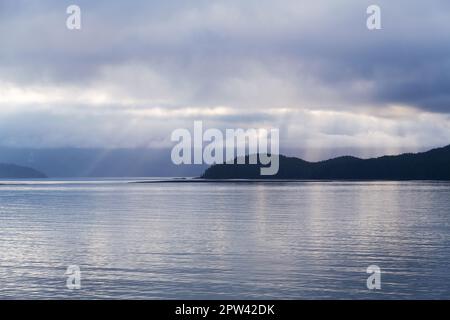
[1,0,449,158]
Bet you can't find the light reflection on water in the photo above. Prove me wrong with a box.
[1,180,450,299]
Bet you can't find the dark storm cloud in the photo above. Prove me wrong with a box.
[1,0,450,150]
[1,0,449,112]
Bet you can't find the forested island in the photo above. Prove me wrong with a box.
[202,145,450,180]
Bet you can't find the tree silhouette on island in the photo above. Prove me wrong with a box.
[201,145,450,180]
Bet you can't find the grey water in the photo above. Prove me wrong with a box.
[1,179,450,299]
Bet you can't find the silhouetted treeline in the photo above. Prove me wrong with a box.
[202,145,450,180]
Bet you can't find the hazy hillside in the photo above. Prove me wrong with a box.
[0,163,47,179]
[0,148,206,178]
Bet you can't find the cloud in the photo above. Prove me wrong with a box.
[0,0,449,150]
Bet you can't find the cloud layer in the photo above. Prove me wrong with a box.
[1,0,449,154]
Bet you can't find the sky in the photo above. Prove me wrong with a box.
[0,0,450,159]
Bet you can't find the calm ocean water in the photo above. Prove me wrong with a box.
[1,179,450,299]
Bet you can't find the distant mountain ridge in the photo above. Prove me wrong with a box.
[0,148,206,177]
[201,145,450,180]
[0,163,47,179]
